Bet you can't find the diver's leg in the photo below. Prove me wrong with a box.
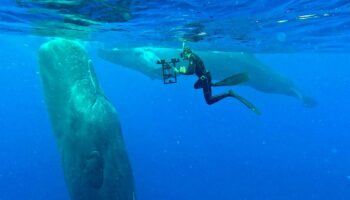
[202,76,231,105]
[194,79,203,89]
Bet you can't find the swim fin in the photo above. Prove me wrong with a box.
[229,90,261,115]
[213,73,249,87]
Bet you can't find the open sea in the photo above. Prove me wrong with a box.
[0,0,350,200]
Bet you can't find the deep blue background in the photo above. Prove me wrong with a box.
[1,35,350,200]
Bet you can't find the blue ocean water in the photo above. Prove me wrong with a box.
[0,1,350,200]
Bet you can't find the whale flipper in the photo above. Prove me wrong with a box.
[84,151,104,189]
[213,73,250,87]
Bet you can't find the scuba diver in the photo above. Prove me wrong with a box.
[175,47,260,115]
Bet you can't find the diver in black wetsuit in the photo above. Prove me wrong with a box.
[175,47,260,114]
[176,47,233,105]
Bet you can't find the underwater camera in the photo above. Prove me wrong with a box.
[157,58,180,84]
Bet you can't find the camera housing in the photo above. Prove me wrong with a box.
[156,58,180,84]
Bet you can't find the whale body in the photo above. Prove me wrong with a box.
[39,38,136,200]
[98,47,317,106]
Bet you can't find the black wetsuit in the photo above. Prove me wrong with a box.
[182,53,232,105]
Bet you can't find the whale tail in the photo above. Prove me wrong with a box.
[213,73,249,87]
[302,95,318,107]
[291,88,318,107]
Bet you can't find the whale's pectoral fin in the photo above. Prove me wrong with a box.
[213,73,250,87]
[148,67,163,79]
[83,150,104,189]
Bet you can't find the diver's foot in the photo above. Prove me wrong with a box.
[229,89,261,115]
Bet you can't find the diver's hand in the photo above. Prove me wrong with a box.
[179,66,187,74]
